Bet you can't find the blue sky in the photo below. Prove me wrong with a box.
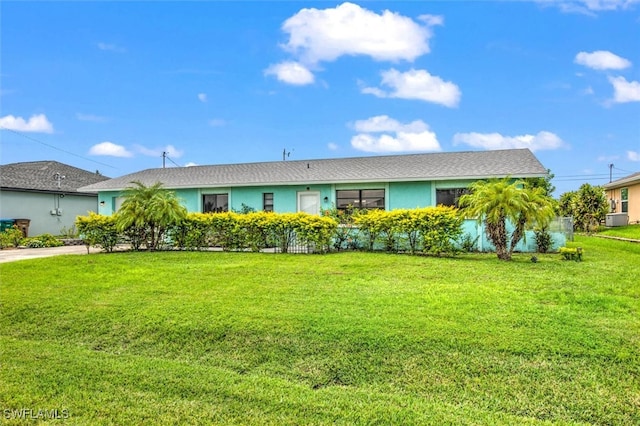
[1,1,639,196]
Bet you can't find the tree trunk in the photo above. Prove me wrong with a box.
[509,215,527,258]
[486,218,511,261]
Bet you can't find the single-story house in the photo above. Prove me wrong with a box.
[603,171,640,225]
[0,161,109,236]
[80,149,548,215]
[79,149,565,252]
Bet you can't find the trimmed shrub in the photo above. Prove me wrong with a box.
[354,207,463,255]
[0,225,25,249]
[559,247,583,261]
[76,212,120,253]
[295,213,338,253]
[22,234,63,248]
[534,227,553,253]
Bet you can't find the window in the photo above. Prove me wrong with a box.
[621,188,628,213]
[336,189,385,210]
[436,188,469,207]
[203,194,228,213]
[263,193,274,212]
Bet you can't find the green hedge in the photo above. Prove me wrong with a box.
[77,207,462,255]
[169,211,338,253]
[354,207,463,255]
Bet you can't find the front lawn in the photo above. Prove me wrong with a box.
[598,223,640,240]
[1,236,638,425]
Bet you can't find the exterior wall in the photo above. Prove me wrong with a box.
[95,181,462,215]
[461,219,566,252]
[388,181,432,209]
[605,182,640,224]
[0,189,99,236]
[97,191,121,216]
[229,185,333,213]
[96,185,339,215]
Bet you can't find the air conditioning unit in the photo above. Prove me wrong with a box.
[605,213,628,227]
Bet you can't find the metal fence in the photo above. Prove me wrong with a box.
[550,216,574,242]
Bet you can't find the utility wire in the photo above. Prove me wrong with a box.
[165,155,181,168]
[613,165,634,174]
[1,126,119,170]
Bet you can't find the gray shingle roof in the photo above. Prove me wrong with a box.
[79,149,547,192]
[1,161,109,193]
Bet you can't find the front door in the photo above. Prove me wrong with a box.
[298,191,320,215]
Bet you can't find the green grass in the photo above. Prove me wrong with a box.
[1,236,639,425]
[597,224,640,240]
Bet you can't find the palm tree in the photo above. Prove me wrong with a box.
[458,178,556,261]
[117,181,187,250]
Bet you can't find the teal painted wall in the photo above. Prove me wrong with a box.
[97,181,458,215]
[177,188,200,212]
[388,181,432,209]
[144,185,336,214]
[460,219,566,252]
[230,185,333,213]
[97,191,120,216]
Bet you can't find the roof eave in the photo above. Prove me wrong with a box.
[80,172,547,192]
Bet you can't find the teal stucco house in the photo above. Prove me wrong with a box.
[79,148,565,252]
[79,149,547,216]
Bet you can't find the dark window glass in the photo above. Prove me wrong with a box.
[336,189,385,210]
[436,188,469,207]
[361,189,385,209]
[621,188,628,213]
[203,194,228,213]
[263,193,274,212]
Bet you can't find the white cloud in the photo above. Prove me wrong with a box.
[362,68,461,107]
[208,118,226,127]
[327,142,339,150]
[76,113,108,123]
[628,151,640,161]
[0,114,54,133]
[453,131,566,152]
[575,51,632,70]
[135,144,184,158]
[597,154,619,162]
[418,14,444,26]
[89,142,133,158]
[350,115,441,153]
[539,0,640,14]
[351,132,441,153]
[198,93,208,103]
[353,115,429,133]
[281,2,438,65]
[97,42,126,53]
[264,61,315,85]
[184,162,198,167]
[608,76,640,103]
[582,86,595,95]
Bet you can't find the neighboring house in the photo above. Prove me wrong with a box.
[79,149,564,252]
[0,161,109,236]
[603,172,640,225]
[79,149,548,215]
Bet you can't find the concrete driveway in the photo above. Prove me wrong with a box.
[0,245,103,263]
